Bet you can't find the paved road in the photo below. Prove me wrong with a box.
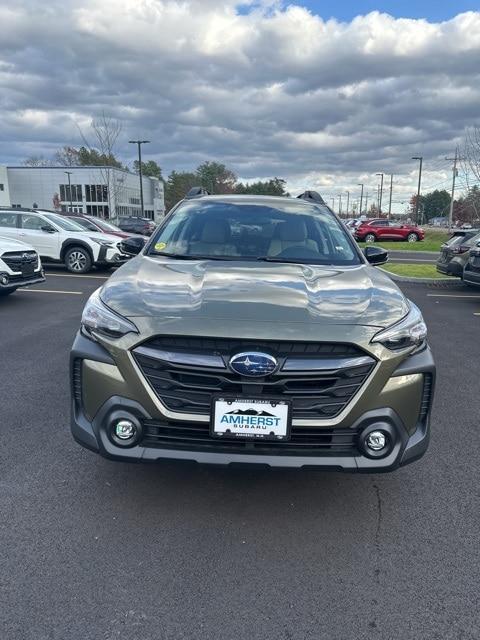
[1,270,480,640]
[387,250,437,264]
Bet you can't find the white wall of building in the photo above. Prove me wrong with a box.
[0,166,11,207]
[1,166,165,221]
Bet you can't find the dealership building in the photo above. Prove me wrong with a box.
[0,165,165,221]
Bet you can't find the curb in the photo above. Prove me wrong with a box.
[377,267,459,286]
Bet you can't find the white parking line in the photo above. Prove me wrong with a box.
[44,272,109,280]
[18,289,83,295]
[427,294,480,299]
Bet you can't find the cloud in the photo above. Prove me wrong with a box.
[0,1,479,209]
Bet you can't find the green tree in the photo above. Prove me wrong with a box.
[134,159,163,180]
[77,146,123,168]
[235,177,288,196]
[422,190,451,221]
[164,170,198,211]
[195,161,237,194]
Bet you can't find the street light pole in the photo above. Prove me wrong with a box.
[331,197,335,212]
[129,140,150,218]
[388,174,393,219]
[412,157,423,224]
[358,184,364,216]
[338,194,343,216]
[345,190,350,219]
[376,173,384,214]
[65,171,73,212]
[365,192,369,214]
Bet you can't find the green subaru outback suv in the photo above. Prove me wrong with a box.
[71,191,435,471]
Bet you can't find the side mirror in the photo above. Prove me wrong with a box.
[364,246,388,265]
[120,236,146,256]
[41,225,56,233]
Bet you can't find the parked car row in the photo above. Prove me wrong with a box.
[436,229,480,287]
[0,208,150,275]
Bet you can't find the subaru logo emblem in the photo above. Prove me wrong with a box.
[229,352,278,377]
[22,253,29,261]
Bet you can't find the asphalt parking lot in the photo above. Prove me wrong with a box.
[1,270,480,640]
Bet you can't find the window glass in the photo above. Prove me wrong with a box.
[42,213,86,231]
[21,214,46,230]
[0,212,18,228]
[148,200,361,265]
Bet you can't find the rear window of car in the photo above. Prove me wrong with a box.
[148,199,362,266]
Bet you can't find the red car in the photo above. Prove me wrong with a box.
[354,219,424,243]
[62,213,139,239]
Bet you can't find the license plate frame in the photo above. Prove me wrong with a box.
[211,396,292,441]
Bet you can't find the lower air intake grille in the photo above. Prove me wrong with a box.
[142,419,360,457]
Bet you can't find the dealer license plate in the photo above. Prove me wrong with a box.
[211,397,291,441]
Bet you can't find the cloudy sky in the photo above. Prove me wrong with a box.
[1,0,480,212]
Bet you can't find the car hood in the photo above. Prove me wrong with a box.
[100,257,409,329]
[68,231,121,244]
[0,235,36,252]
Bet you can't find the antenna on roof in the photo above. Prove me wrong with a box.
[296,191,326,205]
[185,186,210,199]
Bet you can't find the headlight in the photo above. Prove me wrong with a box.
[81,288,138,339]
[371,302,427,353]
[89,237,114,247]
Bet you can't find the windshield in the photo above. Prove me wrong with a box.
[71,217,99,232]
[148,199,361,265]
[89,218,121,233]
[43,213,86,232]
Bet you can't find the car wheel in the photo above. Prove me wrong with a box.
[65,247,92,274]
[407,233,419,242]
[0,288,16,296]
[365,233,376,243]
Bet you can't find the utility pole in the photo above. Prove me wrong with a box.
[412,157,423,225]
[445,148,465,230]
[365,192,369,214]
[331,197,335,212]
[338,194,343,216]
[345,190,350,219]
[64,171,73,212]
[358,183,364,217]
[376,173,384,214]
[129,140,150,218]
[388,174,393,219]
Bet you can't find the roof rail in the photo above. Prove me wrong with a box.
[296,191,326,205]
[185,186,211,199]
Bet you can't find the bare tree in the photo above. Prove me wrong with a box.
[76,111,124,218]
[462,127,480,221]
[23,156,51,167]
[53,146,80,166]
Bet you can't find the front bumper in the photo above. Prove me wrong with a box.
[96,246,131,266]
[0,268,45,291]
[70,332,435,471]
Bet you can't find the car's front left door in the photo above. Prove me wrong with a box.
[19,214,60,260]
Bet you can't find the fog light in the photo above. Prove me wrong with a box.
[365,430,387,451]
[114,419,136,440]
[0,274,9,286]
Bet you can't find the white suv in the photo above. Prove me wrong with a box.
[0,209,130,274]
[0,236,45,296]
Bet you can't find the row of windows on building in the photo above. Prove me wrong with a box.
[59,184,109,203]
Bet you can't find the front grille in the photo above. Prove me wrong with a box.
[133,337,376,421]
[1,251,38,272]
[142,419,359,456]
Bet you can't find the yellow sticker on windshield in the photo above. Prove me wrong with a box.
[155,242,167,251]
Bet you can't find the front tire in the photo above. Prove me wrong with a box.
[65,247,92,274]
[365,233,376,243]
[407,233,419,242]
